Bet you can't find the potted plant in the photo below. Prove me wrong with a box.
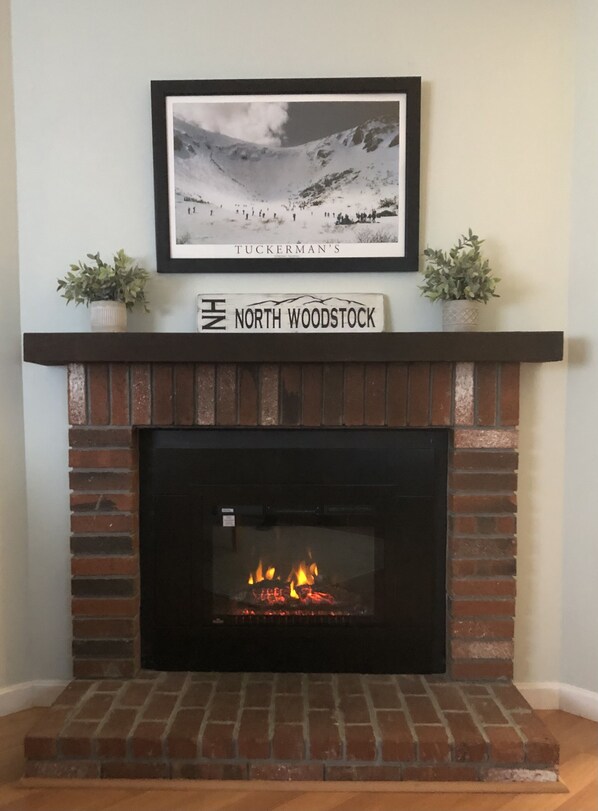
[419,229,499,331]
[57,250,150,332]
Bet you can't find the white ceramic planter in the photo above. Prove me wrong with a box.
[90,300,127,333]
[442,300,480,332]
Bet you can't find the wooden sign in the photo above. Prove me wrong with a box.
[197,294,385,333]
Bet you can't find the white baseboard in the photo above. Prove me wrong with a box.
[516,681,598,722]
[0,680,67,717]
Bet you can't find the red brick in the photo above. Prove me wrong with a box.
[275,694,304,722]
[308,710,342,760]
[71,514,133,533]
[450,494,517,514]
[88,364,110,425]
[259,364,279,425]
[159,672,189,691]
[452,640,514,661]
[368,682,401,709]
[173,762,247,780]
[130,364,151,424]
[470,696,509,724]
[450,619,515,640]
[326,765,403,780]
[377,711,415,761]
[69,427,133,448]
[173,363,194,425]
[499,363,520,426]
[237,709,270,759]
[485,726,524,763]
[73,660,136,679]
[451,579,515,598]
[244,682,272,707]
[152,363,174,425]
[475,363,498,426]
[272,723,305,759]
[95,708,137,758]
[54,681,94,706]
[449,472,517,493]
[131,720,165,758]
[444,713,487,761]
[336,674,364,695]
[238,364,258,425]
[249,763,323,780]
[167,708,204,758]
[452,450,518,472]
[74,693,115,721]
[450,538,516,558]
[180,682,214,708]
[396,675,427,695]
[339,695,370,723]
[59,720,99,758]
[407,362,430,426]
[71,557,137,577]
[301,364,323,426]
[322,363,343,425]
[142,692,178,720]
[69,470,134,492]
[451,559,516,578]
[25,708,72,759]
[387,363,408,425]
[73,617,137,639]
[201,724,235,760]
[70,492,136,513]
[109,364,130,425]
[216,363,237,425]
[364,363,386,425]
[450,599,515,618]
[492,684,532,711]
[216,672,244,691]
[280,364,302,425]
[511,712,559,764]
[276,673,303,693]
[119,680,154,707]
[72,596,138,619]
[431,362,453,425]
[403,765,478,781]
[343,363,365,425]
[195,363,215,424]
[428,684,467,711]
[209,692,241,722]
[404,695,441,724]
[345,724,377,760]
[452,660,514,680]
[308,682,335,709]
[454,428,518,449]
[415,725,451,762]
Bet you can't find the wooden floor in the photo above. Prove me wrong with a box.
[0,708,595,810]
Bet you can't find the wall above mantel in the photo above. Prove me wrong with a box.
[23,331,564,366]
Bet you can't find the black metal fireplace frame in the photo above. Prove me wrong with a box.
[139,428,448,673]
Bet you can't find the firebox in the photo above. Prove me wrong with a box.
[140,429,448,673]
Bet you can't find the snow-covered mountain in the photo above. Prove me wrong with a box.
[172,115,399,210]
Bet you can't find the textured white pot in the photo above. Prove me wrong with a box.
[442,299,480,332]
[90,300,127,333]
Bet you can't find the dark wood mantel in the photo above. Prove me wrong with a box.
[23,331,563,366]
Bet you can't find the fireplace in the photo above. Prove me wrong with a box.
[140,428,447,673]
[22,332,564,782]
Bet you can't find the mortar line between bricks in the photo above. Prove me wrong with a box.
[126,676,160,760]
[57,681,101,760]
[162,673,191,757]
[457,684,491,748]
[195,677,218,758]
[360,676,382,763]
[393,675,419,756]
[331,673,346,760]
[232,673,248,760]
[422,677,454,754]
[486,685,527,746]
[92,680,128,757]
[301,673,309,759]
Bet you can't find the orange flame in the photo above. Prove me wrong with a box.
[247,560,276,585]
[287,559,319,598]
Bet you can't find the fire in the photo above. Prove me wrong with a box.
[247,560,276,585]
[287,560,319,599]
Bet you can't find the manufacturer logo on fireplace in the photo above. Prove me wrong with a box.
[196,293,385,333]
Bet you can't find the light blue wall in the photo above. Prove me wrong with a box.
[11,0,572,683]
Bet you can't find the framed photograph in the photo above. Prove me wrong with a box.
[151,77,421,274]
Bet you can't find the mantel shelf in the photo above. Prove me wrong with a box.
[23,331,564,366]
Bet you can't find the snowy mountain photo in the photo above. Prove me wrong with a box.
[167,96,404,252]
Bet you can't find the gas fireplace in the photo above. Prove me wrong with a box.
[140,428,448,674]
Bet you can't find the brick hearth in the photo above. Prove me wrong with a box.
[23,352,563,781]
[25,673,558,781]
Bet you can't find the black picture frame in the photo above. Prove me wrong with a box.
[151,77,421,274]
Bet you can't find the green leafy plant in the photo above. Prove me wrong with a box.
[419,229,500,302]
[57,250,150,311]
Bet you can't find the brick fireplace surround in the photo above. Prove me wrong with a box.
[22,332,563,783]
